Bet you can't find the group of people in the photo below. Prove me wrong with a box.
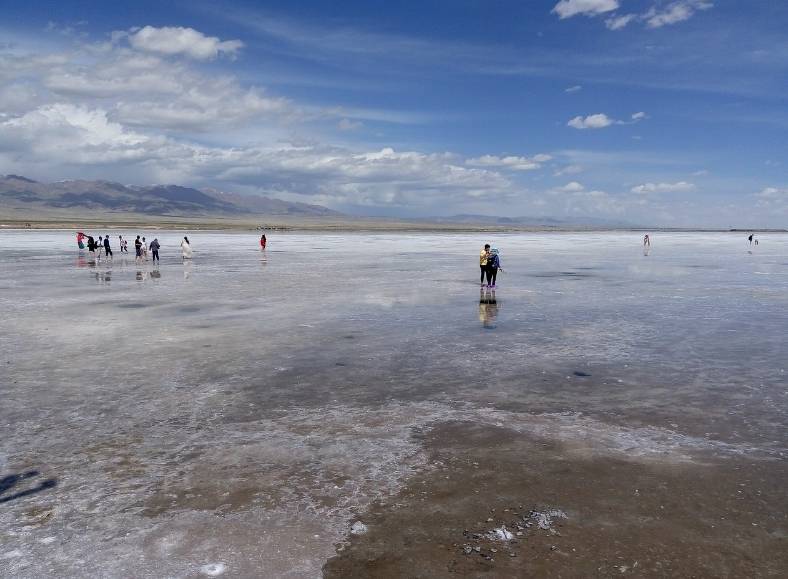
[478,244,503,288]
[77,232,192,262]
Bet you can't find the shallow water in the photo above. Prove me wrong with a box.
[1,230,786,577]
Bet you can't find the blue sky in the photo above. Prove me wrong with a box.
[1,0,786,226]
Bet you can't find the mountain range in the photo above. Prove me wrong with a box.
[0,175,341,218]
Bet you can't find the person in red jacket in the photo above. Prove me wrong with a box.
[260,234,267,249]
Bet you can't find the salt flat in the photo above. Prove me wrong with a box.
[1,231,786,578]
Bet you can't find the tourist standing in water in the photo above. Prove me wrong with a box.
[77,232,86,249]
[142,237,148,260]
[643,234,650,247]
[260,234,267,249]
[181,236,193,259]
[486,247,502,288]
[134,235,142,261]
[103,235,113,258]
[479,244,490,286]
[149,238,160,263]
[748,233,754,245]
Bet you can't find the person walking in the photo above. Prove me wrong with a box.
[479,244,490,287]
[118,235,126,253]
[141,237,149,260]
[134,235,142,261]
[260,234,267,249]
[643,234,650,247]
[103,235,113,258]
[181,236,193,259]
[149,238,160,263]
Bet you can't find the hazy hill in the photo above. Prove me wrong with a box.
[0,175,341,218]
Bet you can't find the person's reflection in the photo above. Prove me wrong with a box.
[136,270,146,281]
[94,269,112,284]
[150,268,161,279]
[183,261,192,280]
[76,255,87,268]
[479,288,499,329]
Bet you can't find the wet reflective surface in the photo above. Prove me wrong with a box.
[1,230,787,577]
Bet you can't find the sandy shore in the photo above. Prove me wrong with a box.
[323,421,787,578]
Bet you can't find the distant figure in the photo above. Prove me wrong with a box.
[755,237,759,246]
[103,235,112,258]
[77,232,86,250]
[181,236,193,259]
[150,238,160,263]
[486,247,502,288]
[643,234,650,247]
[479,244,490,286]
[134,235,142,261]
[97,236,103,261]
[142,237,148,260]
[748,233,753,245]
[86,235,96,257]
[260,234,267,249]
[118,235,127,253]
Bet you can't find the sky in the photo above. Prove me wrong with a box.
[0,0,786,227]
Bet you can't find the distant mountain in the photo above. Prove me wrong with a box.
[0,175,342,218]
[430,214,636,227]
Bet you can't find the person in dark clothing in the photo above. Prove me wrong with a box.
[486,247,502,288]
[103,235,112,257]
[134,235,142,260]
[149,238,160,263]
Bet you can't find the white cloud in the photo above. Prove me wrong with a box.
[754,187,788,213]
[692,169,709,176]
[126,26,244,60]
[605,14,636,30]
[555,0,713,29]
[755,187,788,199]
[554,164,584,176]
[631,181,696,193]
[567,113,614,129]
[568,112,647,129]
[466,153,552,171]
[644,1,713,29]
[0,103,156,164]
[552,0,619,19]
[558,181,585,192]
[0,101,517,209]
[564,85,582,93]
[338,118,363,131]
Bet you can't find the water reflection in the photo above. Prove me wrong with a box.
[478,288,499,329]
[94,270,112,284]
[135,267,162,282]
